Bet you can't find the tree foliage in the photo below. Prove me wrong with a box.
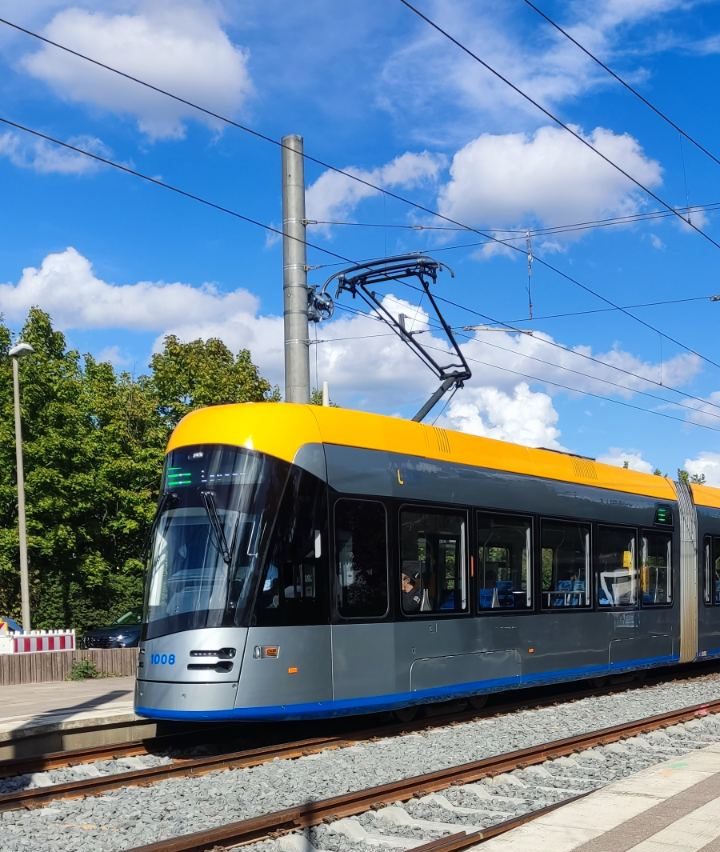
[677,468,706,485]
[149,335,279,429]
[0,311,276,631]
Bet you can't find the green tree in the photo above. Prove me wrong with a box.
[0,308,91,624]
[310,387,338,407]
[0,314,279,631]
[149,335,280,429]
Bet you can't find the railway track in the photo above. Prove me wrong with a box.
[122,698,720,852]
[1,665,719,812]
[2,662,713,782]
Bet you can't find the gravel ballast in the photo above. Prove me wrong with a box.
[3,672,720,851]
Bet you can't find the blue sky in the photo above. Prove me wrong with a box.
[2,0,720,480]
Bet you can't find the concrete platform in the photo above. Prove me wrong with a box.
[0,676,155,760]
[477,742,720,852]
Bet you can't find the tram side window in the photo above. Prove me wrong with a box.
[541,520,590,609]
[640,532,672,606]
[597,526,637,608]
[254,469,328,626]
[705,537,720,605]
[477,513,531,610]
[335,500,388,619]
[400,508,467,614]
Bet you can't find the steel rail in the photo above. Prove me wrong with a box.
[0,681,605,783]
[0,733,351,812]
[407,793,591,851]
[2,665,717,811]
[0,723,239,780]
[0,679,645,803]
[125,698,720,852]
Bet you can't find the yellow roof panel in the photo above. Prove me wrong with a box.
[168,403,679,502]
[691,483,720,510]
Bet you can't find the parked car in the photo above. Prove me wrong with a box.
[82,608,142,649]
[0,616,23,633]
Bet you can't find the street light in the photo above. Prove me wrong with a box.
[9,341,33,632]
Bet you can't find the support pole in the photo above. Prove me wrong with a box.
[12,357,31,631]
[281,134,310,404]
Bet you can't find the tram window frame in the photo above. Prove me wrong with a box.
[334,498,389,620]
[704,535,720,606]
[399,504,468,616]
[639,530,672,607]
[476,512,533,613]
[252,467,329,627]
[540,518,591,610]
[596,525,638,610]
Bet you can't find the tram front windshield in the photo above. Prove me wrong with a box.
[143,445,275,639]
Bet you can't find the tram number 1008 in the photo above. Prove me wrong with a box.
[150,653,176,665]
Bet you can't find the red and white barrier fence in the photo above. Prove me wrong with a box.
[0,629,76,654]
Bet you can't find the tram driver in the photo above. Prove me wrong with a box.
[402,571,422,613]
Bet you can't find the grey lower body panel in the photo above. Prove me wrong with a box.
[135,613,680,721]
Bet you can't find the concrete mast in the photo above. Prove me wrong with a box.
[281,134,310,404]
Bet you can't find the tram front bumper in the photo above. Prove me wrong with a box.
[134,627,247,720]
[135,678,240,719]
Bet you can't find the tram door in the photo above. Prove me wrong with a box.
[238,469,333,711]
[331,499,402,702]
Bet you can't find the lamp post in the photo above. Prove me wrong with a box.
[9,342,33,632]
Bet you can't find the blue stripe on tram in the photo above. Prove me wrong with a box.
[136,653,679,721]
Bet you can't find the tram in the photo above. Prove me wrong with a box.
[134,402,720,721]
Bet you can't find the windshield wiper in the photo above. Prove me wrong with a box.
[200,490,233,565]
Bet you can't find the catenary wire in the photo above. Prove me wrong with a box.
[424,340,720,433]
[310,201,720,238]
[372,292,720,422]
[522,0,720,171]
[486,295,720,325]
[331,304,720,433]
[397,0,720,252]
[0,117,355,266]
[3,17,720,374]
[332,298,720,422]
[7,114,720,420]
[387,278,720,413]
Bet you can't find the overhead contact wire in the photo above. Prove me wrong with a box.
[0,117,354,266]
[334,304,720,433]
[397,0,720,252]
[3,15,720,373]
[522,0,720,171]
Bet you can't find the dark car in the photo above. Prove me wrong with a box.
[82,608,142,649]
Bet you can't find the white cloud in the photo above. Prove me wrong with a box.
[20,6,252,140]
[0,132,111,175]
[597,448,655,473]
[381,0,697,141]
[306,152,446,229]
[96,345,132,368]
[648,233,666,250]
[0,247,260,330]
[438,383,563,449]
[684,452,720,486]
[680,390,720,428]
[438,125,662,230]
[1,249,704,425]
[459,328,700,399]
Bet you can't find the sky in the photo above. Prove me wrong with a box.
[2,0,720,481]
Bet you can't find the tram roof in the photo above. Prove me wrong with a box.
[166,402,696,503]
[691,484,720,510]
